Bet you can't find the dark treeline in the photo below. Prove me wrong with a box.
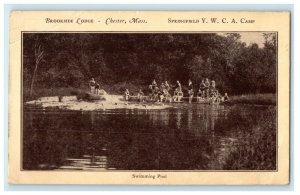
[23,33,277,95]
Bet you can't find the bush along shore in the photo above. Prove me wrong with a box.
[229,93,276,106]
[223,107,276,170]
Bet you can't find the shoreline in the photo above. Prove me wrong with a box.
[24,87,276,106]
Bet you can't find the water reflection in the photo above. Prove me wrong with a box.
[23,104,276,170]
[176,110,182,129]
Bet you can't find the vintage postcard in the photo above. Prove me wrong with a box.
[9,11,290,185]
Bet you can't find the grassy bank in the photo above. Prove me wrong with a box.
[223,107,276,170]
[229,93,276,106]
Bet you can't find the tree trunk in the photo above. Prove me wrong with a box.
[29,43,44,97]
[30,64,38,97]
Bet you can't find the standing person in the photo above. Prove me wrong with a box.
[124,89,130,101]
[200,80,206,90]
[177,89,183,102]
[153,86,160,102]
[137,89,144,102]
[188,88,194,104]
[199,80,206,98]
[151,80,157,100]
[211,80,216,89]
[176,81,183,102]
[160,82,166,92]
[173,88,179,102]
[188,79,193,102]
[95,82,100,95]
[149,84,153,92]
[188,79,193,94]
[165,81,170,92]
[89,78,96,94]
[176,80,182,93]
[210,87,216,98]
[211,90,217,103]
[215,90,221,103]
[188,79,193,103]
[223,92,230,102]
[148,84,154,100]
[152,79,157,88]
[159,84,165,102]
[204,78,210,98]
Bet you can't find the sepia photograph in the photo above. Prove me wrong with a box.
[22,32,277,171]
[8,11,290,185]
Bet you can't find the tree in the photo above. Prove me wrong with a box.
[30,41,44,97]
[23,33,277,96]
[262,33,277,92]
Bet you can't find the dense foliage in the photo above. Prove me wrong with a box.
[23,33,277,95]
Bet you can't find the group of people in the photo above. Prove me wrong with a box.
[193,78,229,103]
[148,80,174,102]
[89,78,101,95]
[124,78,229,103]
[89,77,229,103]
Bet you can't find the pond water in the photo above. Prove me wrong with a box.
[23,103,277,171]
